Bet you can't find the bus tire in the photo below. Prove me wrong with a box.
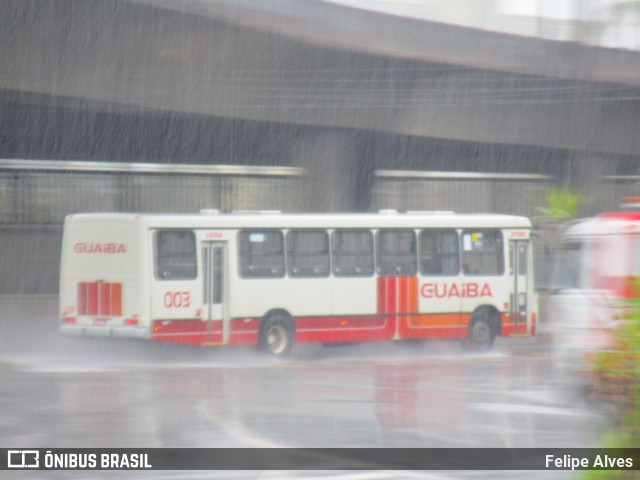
[466,309,496,350]
[259,312,295,356]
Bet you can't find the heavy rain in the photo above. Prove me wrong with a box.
[1,0,640,479]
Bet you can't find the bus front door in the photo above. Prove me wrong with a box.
[509,240,529,334]
[202,242,228,344]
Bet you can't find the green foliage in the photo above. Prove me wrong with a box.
[585,298,640,478]
[535,185,587,224]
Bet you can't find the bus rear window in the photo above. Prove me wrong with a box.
[154,230,197,280]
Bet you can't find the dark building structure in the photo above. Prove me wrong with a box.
[1,0,639,292]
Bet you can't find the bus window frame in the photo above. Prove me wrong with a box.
[375,228,418,277]
[418,228,460,277]
[153,229,198,281]
[238,229,286,279]
[331,229,375,278]
[286,229,331,278]
[460,228,505,277]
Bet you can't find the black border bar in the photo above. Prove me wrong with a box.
[3,448,640,471]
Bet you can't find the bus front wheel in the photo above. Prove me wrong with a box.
[259,312,294,356]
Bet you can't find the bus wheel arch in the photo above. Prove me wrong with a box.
[466,306,500,350]
[259,309,295,356]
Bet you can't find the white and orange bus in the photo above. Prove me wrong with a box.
[59,210,537,355]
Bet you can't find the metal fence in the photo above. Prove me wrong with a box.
[0,160,304,293]
[371,170,553,219]
[0,160,304,224]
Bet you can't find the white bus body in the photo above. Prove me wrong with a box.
[59,211,537,354]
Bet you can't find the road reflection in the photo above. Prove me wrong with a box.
[0,341,607,454]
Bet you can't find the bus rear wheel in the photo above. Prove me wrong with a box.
[466,310,496,350]
[259,312,294,356]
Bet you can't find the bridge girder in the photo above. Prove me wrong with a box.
[0,0,639,157]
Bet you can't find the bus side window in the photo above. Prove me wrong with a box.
[376,229,417,276]
[155,230,197,280]
[419,229,459,276]
[461,229,504,276]
[238,230,285,278]
[332,230,374,277]
[287,229,330,277]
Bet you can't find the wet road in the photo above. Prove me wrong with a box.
[0,297,609,479]
[1,340,608,478]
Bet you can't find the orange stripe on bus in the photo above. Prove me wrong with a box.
[409,314,465,328]
[387,277,396,314]
[377,277,386,313]
[110,283,122,317]
[399,277,409,314]
[87,282,98,315]
[77,281,122,317]
[409,277,418,313]
[98,282,111,316]
[77,282,87,315]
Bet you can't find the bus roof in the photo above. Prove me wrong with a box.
[65,211,532,230]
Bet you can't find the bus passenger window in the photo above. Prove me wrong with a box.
[419,229,459,276]
[155,230,197,280]
[461,229,504,276]
[332,230,374,277]
[376,229,417,276]
[238,230,285,278]
[287,230,330,277]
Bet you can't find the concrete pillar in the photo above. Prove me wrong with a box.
[290,132,368,212]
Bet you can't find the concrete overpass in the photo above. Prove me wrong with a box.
[1,0,640,210]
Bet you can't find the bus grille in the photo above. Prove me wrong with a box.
[77,281,122,317]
